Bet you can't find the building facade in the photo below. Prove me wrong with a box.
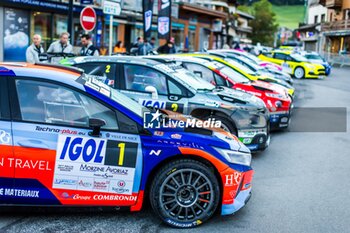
[319,0,350,53]
[298,0,328,51]
[0,0,105,61]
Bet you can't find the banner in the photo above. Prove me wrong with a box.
[3,8,29,62]
[143,0,154,39]
[158,0,171,40]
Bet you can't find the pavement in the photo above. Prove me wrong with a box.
[1,67,350,233]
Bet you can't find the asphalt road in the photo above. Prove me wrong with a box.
[1,67,350,233]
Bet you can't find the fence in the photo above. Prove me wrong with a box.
[320,52,350,67]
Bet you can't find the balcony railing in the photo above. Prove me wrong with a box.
[322,19,350,31]
[319,0,342,9]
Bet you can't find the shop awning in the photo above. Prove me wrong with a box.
[179,2,228,19]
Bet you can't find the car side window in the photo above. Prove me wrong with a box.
[15,79,119,130]
[168,79,183,95]
[214,73,228,87]
[274,53,287,60]
[124,64,168,95]
[183,63,216,85]
[75,63,116,87]
[285,55,293,61]
[263,52,273,58]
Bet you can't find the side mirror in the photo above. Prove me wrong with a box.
[145,86,158,99]
[89,118,106,137]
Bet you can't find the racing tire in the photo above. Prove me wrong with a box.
[150,159,220,228]
[203,115,237,135]
[294,67,305,79]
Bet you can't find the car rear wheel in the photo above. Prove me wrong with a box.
[294,67,305,79]
[150,159,220,228]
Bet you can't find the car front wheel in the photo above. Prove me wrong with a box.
[294,67,305,79]
[150,159,220,228]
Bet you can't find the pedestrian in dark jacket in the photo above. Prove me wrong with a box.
[157,40,176,54]
[80,34,99,56]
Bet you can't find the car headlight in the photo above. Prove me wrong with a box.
[305,64,315,69]
[265,92,284,99]
[275,100,282,108]
[213,147,252,166]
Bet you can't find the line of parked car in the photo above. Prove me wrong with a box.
[0,49,330,228]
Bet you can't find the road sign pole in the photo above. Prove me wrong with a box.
[68,0,74,44]
[109,15,113,55]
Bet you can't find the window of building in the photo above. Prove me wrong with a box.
[314,15,318,24]
[321,14,326,23]
[31,12,52,50]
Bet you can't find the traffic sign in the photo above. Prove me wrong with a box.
[103,0,122,16]
[80,6,97,32]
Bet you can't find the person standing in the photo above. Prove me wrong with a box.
[113,41,126,54]
[80,34,99,56]
[47,32,73,63]
[130,37,143,55]
[26,34,45,64]
[157,40,176,54]
[149,37,156,49]
[137,39,153,55]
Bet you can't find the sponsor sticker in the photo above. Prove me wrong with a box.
[53,135,137,195]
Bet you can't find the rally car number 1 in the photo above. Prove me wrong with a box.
[53,135,138,195]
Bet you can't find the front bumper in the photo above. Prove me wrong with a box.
[269,112,290,130]
[238,129,269,151]
[306,68,326,78]
[220,168,254,215]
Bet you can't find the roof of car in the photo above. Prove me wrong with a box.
[71,55,161,66]
[272,50,292,54]
[0,62,83,88]
[144,55,210,64]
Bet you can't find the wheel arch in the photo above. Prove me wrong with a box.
[190,108,237,130]
[143,153,224,210]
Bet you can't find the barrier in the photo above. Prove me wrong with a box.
[320,52,350,67]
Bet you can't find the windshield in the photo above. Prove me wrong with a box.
[218,65,251,84]
[172,68,215,91]
[225,58,257,75]
[244,53,262,64]
[79,74,145,118]
[291,53,308,62]
[305,54,324,61]
[229,55,261,72]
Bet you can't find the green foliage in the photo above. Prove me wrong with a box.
[238,0,304,5]
[272,5,305,29]
[237,5,251,14]
[250,0,279,46]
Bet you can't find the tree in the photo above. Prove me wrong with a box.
[250,0,279,46]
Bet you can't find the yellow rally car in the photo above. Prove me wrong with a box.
[177,53,295,97]
[258,50,326,79]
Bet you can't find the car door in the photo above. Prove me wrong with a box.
[120,64,189,114]
[0,76,14,204]
[9,77,141,206]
